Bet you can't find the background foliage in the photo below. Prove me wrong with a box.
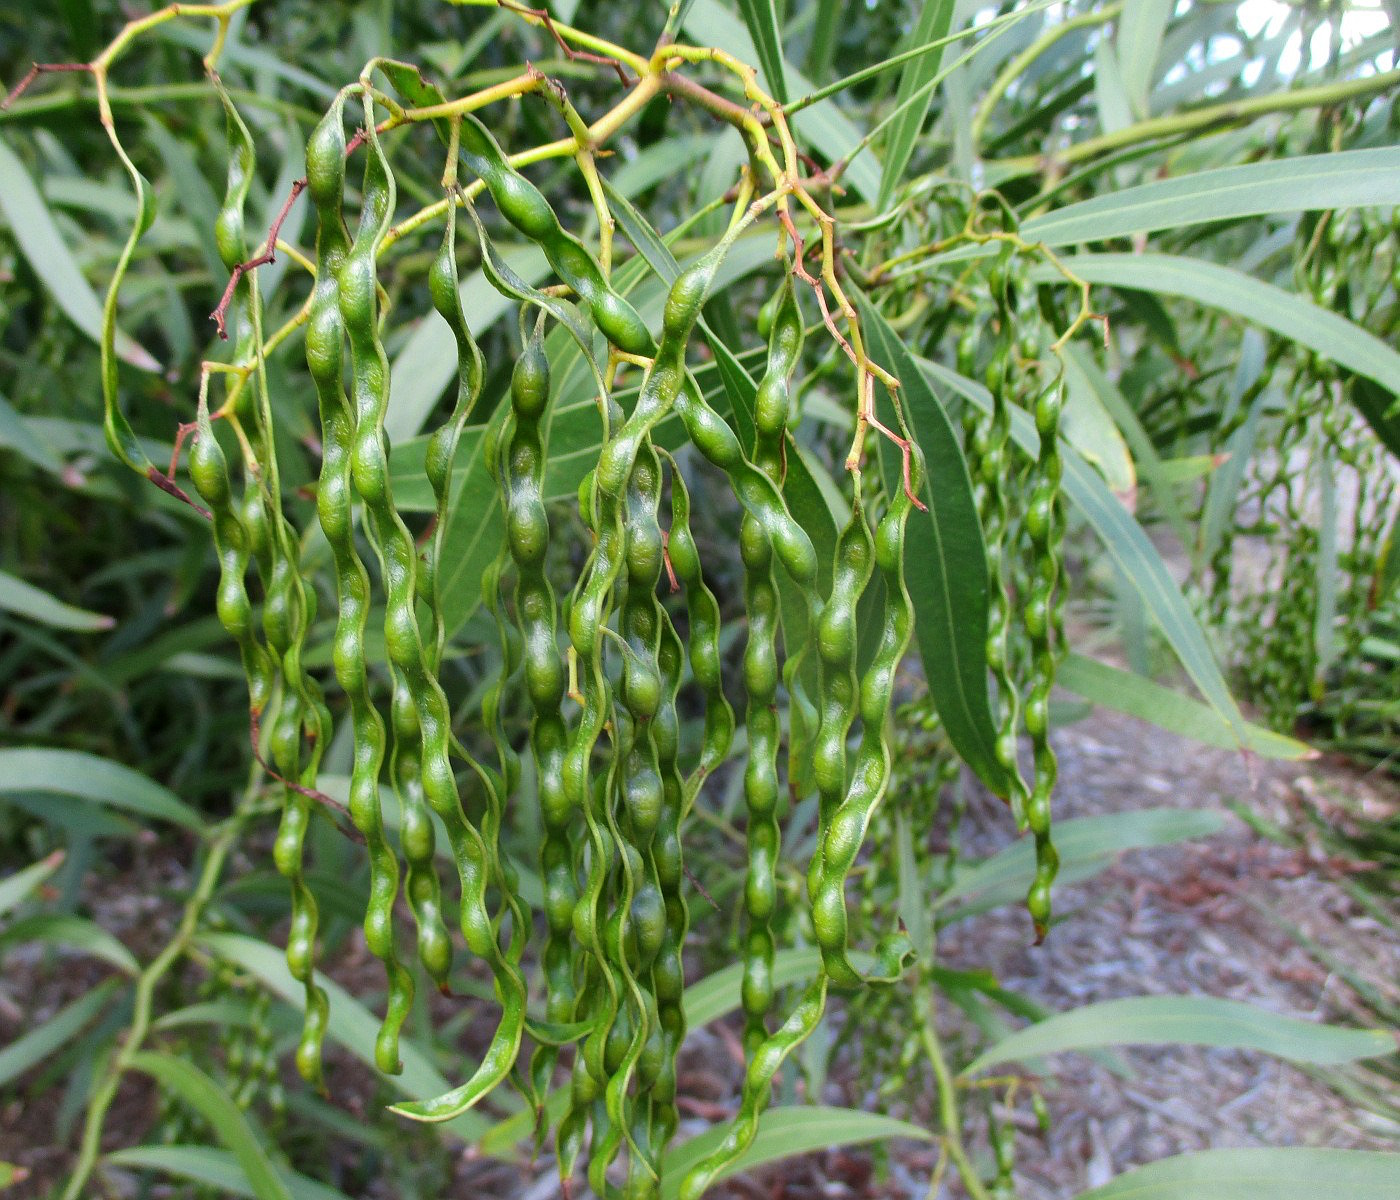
[0,1,1397,1197]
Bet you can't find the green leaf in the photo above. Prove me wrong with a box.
[1116,0,1173,119]
[877,0,956,209]
[0,913,139,975]
[1057,346,1137,497]
[661,1107,932,1199]
[936,809,1227,917]
[126,1055,293,1200]
[918,355,1248,745]
[1023,149,1400,246]
[0,133,158,372]
[859,302,1007,798]
[1073,1148,1400,1200]
[0,391,66,476]
[0,850,64,918]
[1057,655,1312,760]
[106,1146,351,1200]
[0,568,113,631]
[197,933,488,1143]
[1352,376,1400,460]
[1038,253,1400,399]
[966,995,1396,1075]
[735,0,788,103]
[0,749,201,830]
[0,978,121,1087]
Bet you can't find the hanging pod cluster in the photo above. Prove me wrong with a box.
[78,12,1077,1195]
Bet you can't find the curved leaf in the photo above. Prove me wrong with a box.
[0,850,64,918]
[966,995,1397,1075]
[1057,654,1312,760]
[0,133,159,372]
[859,295,1011,798]
[0,569,113,631]
[1024,148,1400,246]
[0,748,201,830]
[106,1146,351,1200]
[0,913,139,975]
[1039,253,1400,399]
[128,1053,292,1200]
[1074,1148,1400,1200]
[0,978,122,1087]
[661,1107,932,1199]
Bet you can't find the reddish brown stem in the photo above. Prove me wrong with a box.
[210,178,306,339]
[248,709,363,843]
[497,0,633,85]
[2,62,91,111]
[146,466,212,520]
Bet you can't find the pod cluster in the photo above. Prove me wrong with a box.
[175,54,1068,1200]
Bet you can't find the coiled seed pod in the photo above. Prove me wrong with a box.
[306,96,452,1003]
[1022,373,1065,940]
[336,95,525,1125]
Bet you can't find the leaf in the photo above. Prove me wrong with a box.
[105,1146,351,1200]
[1116,0,1173,119]
[0,391,66,476]
[0,748,201,830]
[197,933,489,1143]
[936,809,1228,917]
[0,913,139,975]
[966,994,1396,1076]
[0,978,121,1087]
[735,0,788,103]
[0,569,113,631]
[1057,346,1137,497]
[877,0,957,209]
[918,355,1248,744]
[127,1054,293,1200]
[661,1107,932,1199]
[858,300,1010,798]
[1352,376,1400,460]
[0,133,159,372]
[1057,655,1312,760]
[1037,254,1400,399]
[0,850,64,918]
[1023,149,1400,246]
[1072,1148,1400,1200]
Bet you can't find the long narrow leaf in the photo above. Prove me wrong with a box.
[858,297,1011,798]
[965,995,1396,1075]
[106,1146,351,1200]
[0,978,121,1087]
[0,569,113,631]
[1073,1148,1400,1200]
[877,0,957,208]
[0,850,64,919]
[1037,254,1400,399]
[197,932,488,1144]
[735,0,788,103]
[1023,148,1400,246]
[661,1107,931,1199]
[0,749,201,830]
[0,133,159,372]
[127,1056,293,1200]
[1057,654,1311,760]
[936,809,1227,916]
